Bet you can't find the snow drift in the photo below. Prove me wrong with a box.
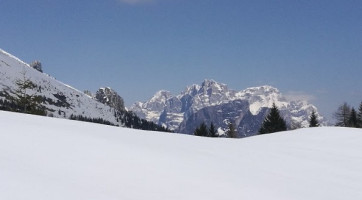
[0,111,361,200]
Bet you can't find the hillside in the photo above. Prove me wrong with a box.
[1,110,361,200]
[0,48,168,132]
[0,48,120,124]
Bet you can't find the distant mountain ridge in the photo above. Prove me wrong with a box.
[130,79,324,137]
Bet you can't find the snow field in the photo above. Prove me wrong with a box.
[0,111,362,200]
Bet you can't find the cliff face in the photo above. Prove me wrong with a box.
[95,87,125,112]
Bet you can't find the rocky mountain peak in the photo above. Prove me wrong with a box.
[200,79,229,93]
[238,85,279,96]
[179,80,231,104]
[95,87,125,111]
[201,79,220,87]
[149,90,172,103]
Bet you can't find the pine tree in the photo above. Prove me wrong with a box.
[209,122,218,137]
[194,125,200,136]
[226,122,238,138]
[15,78,36,113]
[259,103,287,134]
[309,110,319,127]
[357,102,362,128]
[13,72,45,115]
[348,108,358,128]
[334,102,351,127]
[194,122,209,137]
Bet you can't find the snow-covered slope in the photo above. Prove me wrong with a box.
[0,48,119,124]
[1,110,361,200]
[131,79,323,135]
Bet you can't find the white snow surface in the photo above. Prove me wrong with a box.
[1,110,361,200]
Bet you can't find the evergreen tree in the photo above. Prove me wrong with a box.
[357,102,362,128]
[209,122,218,137]
[226,122,238,138]
[0,98,19,112]
[334,103,351,127]
[259,103,287,134]
[348,108,358,128]
[13,73,46,115]
[309,110,319,127]
[194,122,209,137]
[194,126,200,136]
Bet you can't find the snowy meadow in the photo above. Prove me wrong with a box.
[1,111,362,200]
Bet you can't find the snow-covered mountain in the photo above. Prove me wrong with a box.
[0,48,169,132]
[0,48,122,124]
[131,79,324,136]
[1,110,361,200]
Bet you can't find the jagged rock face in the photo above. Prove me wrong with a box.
[178,100,255,136]
[130,79,324,136]
[95,87,125,112]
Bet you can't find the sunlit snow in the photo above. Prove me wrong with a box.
[1,111,361,200]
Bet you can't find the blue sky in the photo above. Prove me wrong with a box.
[1,0,361,120]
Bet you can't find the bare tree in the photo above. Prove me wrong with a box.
[358,102,362,128]
[334,102,351,127]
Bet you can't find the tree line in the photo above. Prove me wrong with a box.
[193,121,242,138]
[116,110,172,132]
[69,114,115,126]
[334,102,362,128]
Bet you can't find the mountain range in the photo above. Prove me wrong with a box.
[131,80,323,137]
[0,48,323,136]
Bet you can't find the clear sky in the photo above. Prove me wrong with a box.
[1,0,361,121]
